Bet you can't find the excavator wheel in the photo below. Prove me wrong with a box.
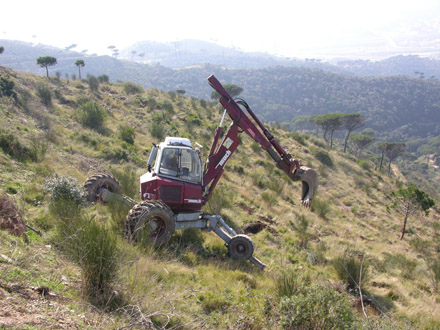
[228,234,254,260]
[125,201,175,246]
[83,173,122,202]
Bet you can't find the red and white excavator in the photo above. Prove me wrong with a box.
[84,75,318,269]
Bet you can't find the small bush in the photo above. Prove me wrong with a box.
[261,191,277,206]
[118,124,135,144]
[45,174,87,219]
[111,165,138,199]
[279,284,355,329]
[0,130,39,162]
[36,83,52,106]
[198,292,230,313]
[333,253,369,291]
[311,196,330,219]
[150,118,165,140]
[310,147,333,167]
[199,99,207,108]
[97,74,109,83]
[0,75,17,99]
[294,214,310,248]
[78,101,106,130]
[123,81,144,94]
[429,259,440,293]
[276,270,308,298]
[186,112,201,126]
[87,75,100,92]
[56,214,119,308]
[102,146,129,162]
[288,132,309,146]
[356,159,371,171]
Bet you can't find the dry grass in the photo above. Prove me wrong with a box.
[0,66,439,328]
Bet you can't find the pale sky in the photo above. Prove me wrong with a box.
[2,0,440,59]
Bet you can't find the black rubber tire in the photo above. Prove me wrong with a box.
[83,173,122,202]
[228,234,254,260]
[125,201,175,246]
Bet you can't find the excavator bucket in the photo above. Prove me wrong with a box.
[294,166,318,207]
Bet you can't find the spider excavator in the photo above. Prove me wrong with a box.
[84,75,318,269]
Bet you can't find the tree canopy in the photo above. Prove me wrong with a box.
[75,59,85,79]
[341,113,366,152]
[36,56,57,77]
[210,83,243,100]
[350,134,374,157]
[392,184,435,240]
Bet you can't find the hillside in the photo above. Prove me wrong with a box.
[1,66,440,329]
[3,40,440,142]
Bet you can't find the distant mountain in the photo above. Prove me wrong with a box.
[336,55,440,79]
[119,39,343,71]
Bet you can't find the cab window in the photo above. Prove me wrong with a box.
[180,149,202,184]
[159,148,179,177]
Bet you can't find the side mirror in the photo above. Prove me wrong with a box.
[147,146,158,172]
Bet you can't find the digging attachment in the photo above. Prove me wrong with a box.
[294,166,318,207]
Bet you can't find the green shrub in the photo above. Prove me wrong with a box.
[87,75,100,92]
[199,99,207,108]
[111,165,138,199]
[311,196,330,219]
[186,112,201,126]
[159,100,174,114]
[0,130,40,162]
[332,253,369,291]
[429,259,440,293]
[97,74,109,83]
[56,214,119,308]
[78,101,106,130]
[276,269,308,298]
[198,292,230,313]
[102,146,129,162]
[150,116,165,140]
[279,284,355,329]
[118,124,135,144]
[288,132,309,146]
[123,81,144,94]
[0,75,17,99]
[261,191,277,206]
[310,147,333,167]
[294,214,310,248]
[356,159,371,171]
[45,174,86,219]
[36,83,52,106]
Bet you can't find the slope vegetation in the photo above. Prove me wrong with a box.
[0,66,439,329]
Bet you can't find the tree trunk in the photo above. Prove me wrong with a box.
[78,67,81,79]
[388,160,392,176]
[330,130,335,149]
[45,65,49,78]
[344,130,351,153]
[379,151,384,170]
[400,203,411,240]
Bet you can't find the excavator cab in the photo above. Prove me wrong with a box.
[140,137,204,211]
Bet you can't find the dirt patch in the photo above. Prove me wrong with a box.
[258,215,276,224]
[243,216,278,235]
[0,282,95,329]
[243,221,267,234]
[0,194,25,237]
[238,204,255,215]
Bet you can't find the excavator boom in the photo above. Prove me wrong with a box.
[203,75,318,206]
